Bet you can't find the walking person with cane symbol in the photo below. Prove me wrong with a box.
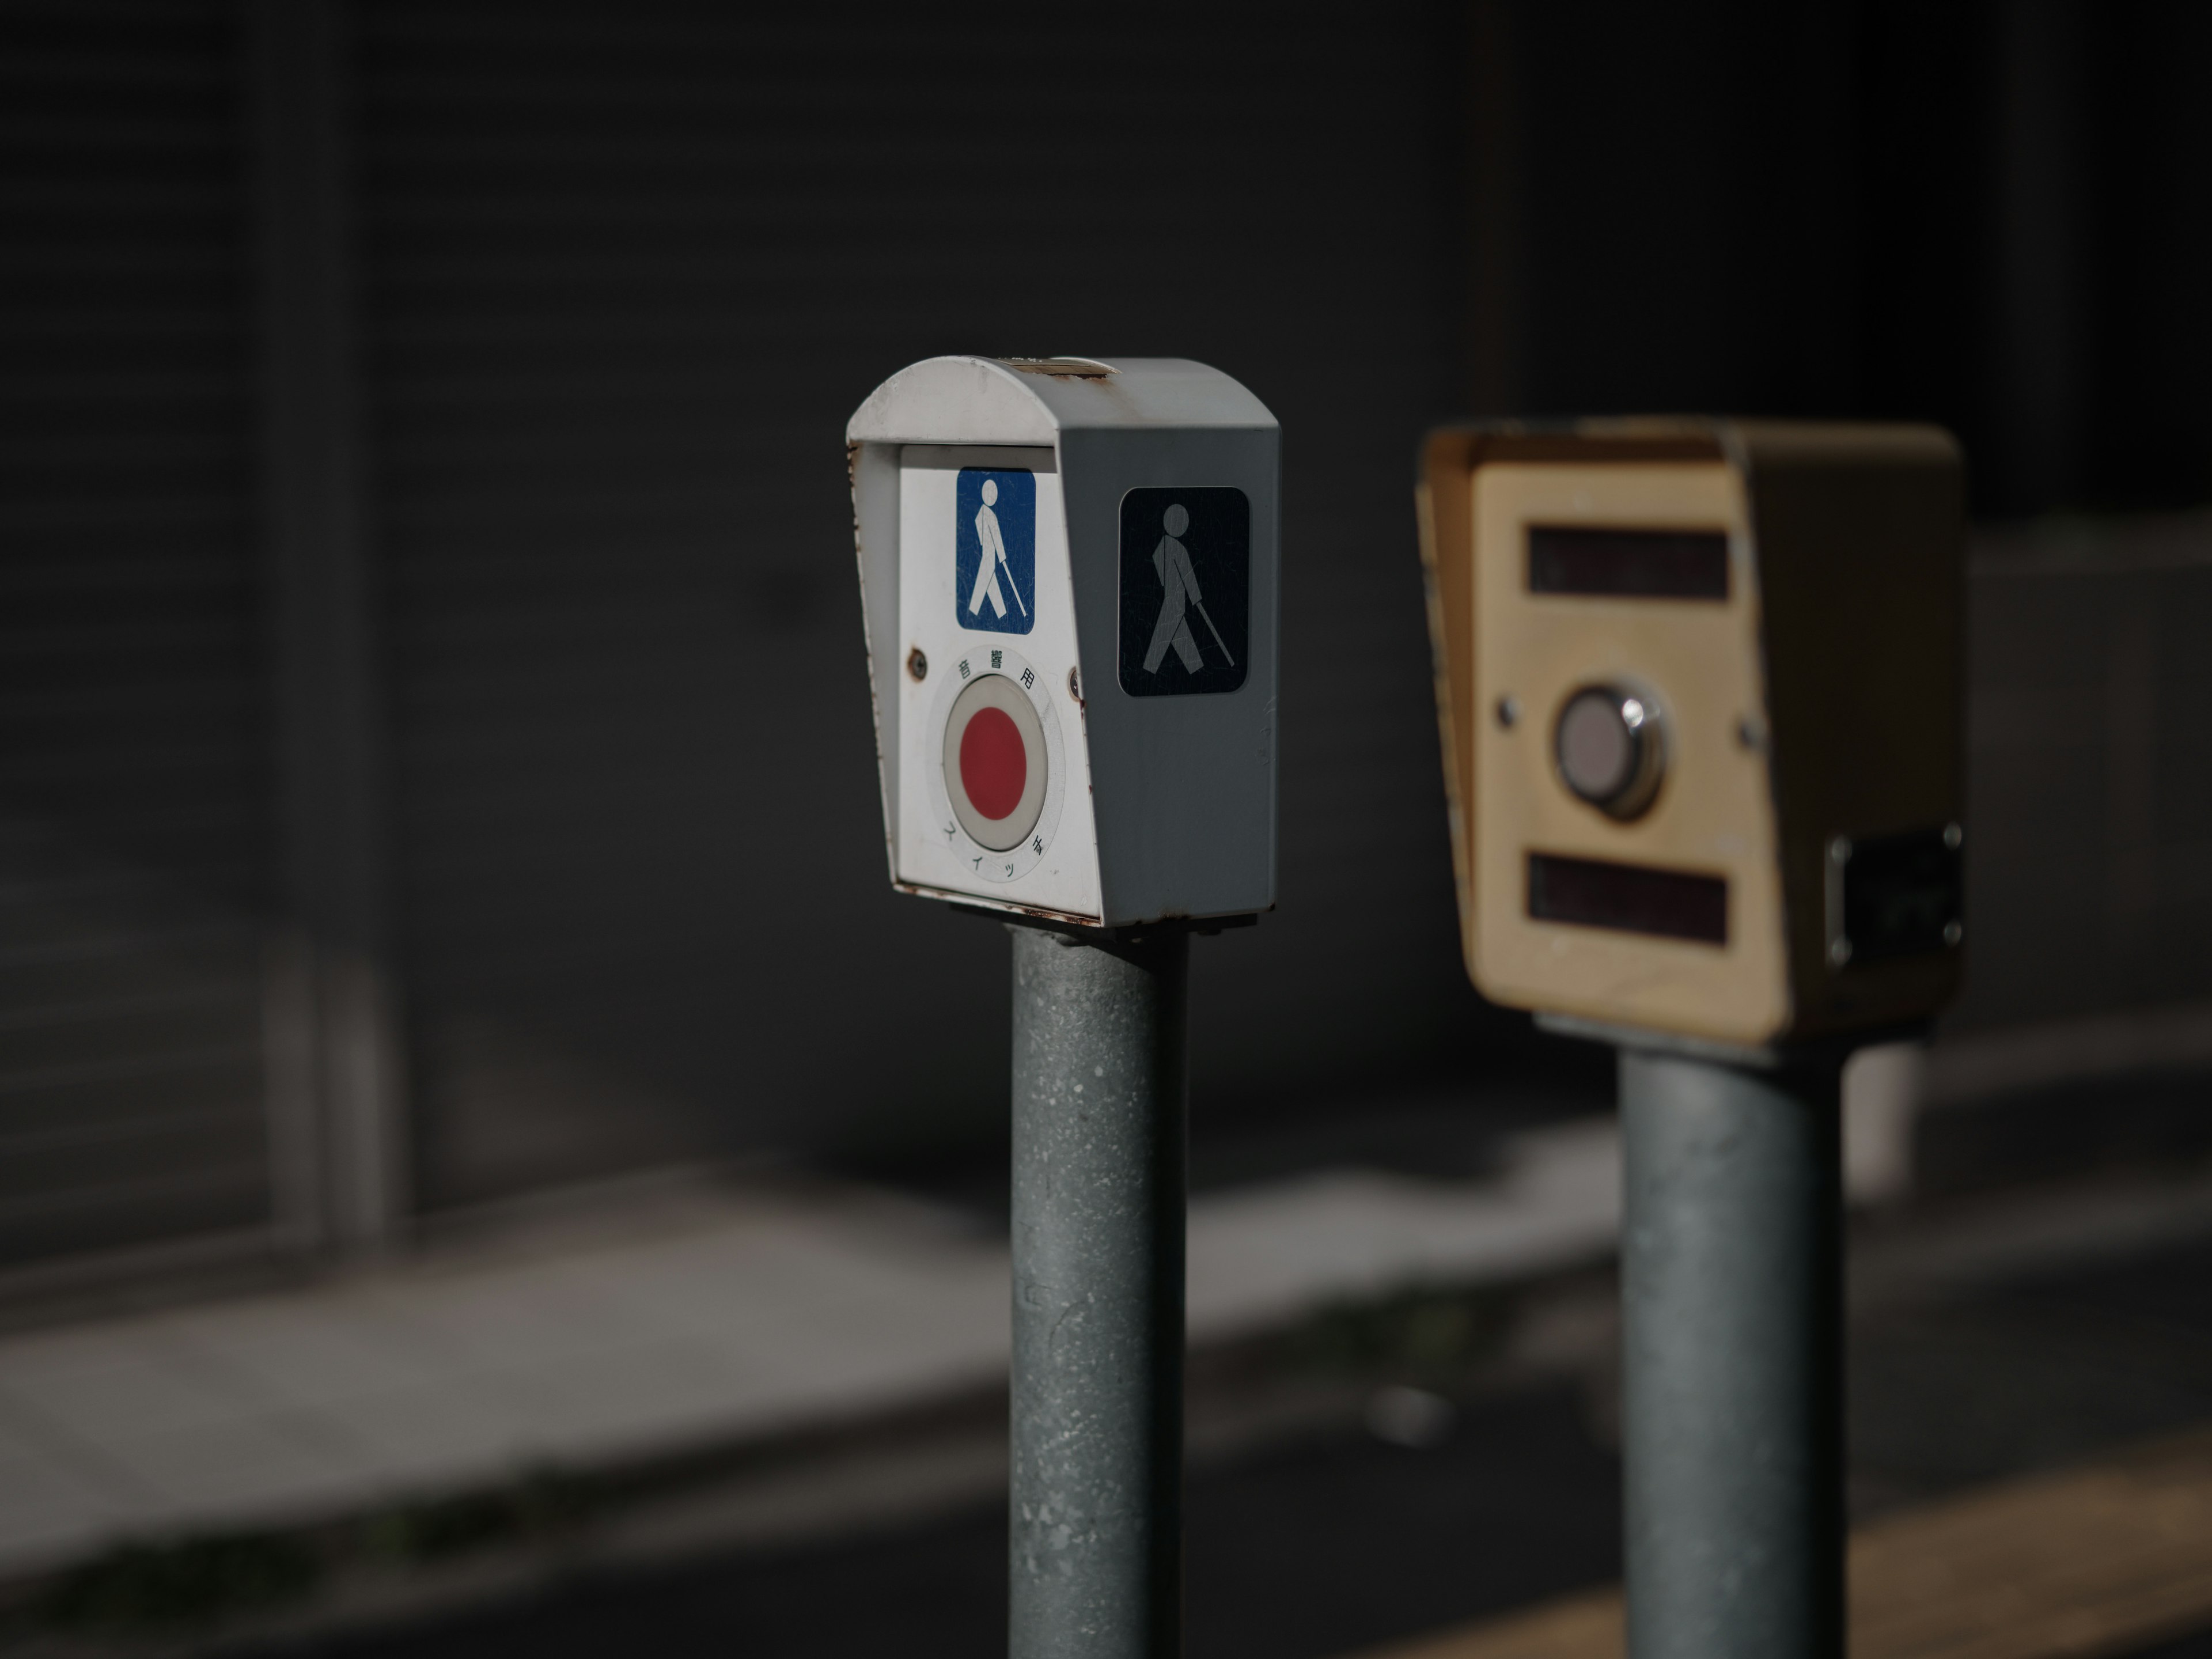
[968,477,1029,623]
[1143,502,1233,675]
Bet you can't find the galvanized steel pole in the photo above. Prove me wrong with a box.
[1009,922,1188,1659]
[1619,1047,1846,1659]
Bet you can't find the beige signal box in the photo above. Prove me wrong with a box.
[1416,420,1965,1048]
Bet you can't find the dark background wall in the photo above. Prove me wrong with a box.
[0,2,274,1267]
[1499,3,2212,516]
[356,1,1489,1206]
[3,0,2210,1274]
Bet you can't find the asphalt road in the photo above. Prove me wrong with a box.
[230,1206,2212,1659]
[238,1384,1611,1659]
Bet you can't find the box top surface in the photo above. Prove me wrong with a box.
[847,356,1277,446]
[1422,416,1959,478]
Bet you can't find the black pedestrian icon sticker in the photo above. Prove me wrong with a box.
[1118,487,1249,696]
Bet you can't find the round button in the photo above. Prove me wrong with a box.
[1554,685,1665,819]
[944,673,1048,851]
[959,706,1027,820]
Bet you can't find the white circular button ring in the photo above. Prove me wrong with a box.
[923,644,1067,885]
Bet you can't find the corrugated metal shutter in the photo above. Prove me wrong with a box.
[0,1,275,1268]
[356,2,1492,1208]
[1956,524,2212,1030]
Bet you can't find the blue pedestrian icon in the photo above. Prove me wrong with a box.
[955,468,1035,636]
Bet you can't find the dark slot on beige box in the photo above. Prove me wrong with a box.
[1527,525,1731,600]
[1528,851,1728,945]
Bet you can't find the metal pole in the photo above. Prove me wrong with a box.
[1619,1046,1845,1659]
[1010,922,1188,1659]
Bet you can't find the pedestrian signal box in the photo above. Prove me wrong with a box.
[849,357,1279,927]
[1417,420,1964,1047]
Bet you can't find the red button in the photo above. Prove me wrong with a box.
[959,706,1028,821]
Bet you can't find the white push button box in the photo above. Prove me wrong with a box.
[1418,419,1965,1046]
[849,358,1279,927]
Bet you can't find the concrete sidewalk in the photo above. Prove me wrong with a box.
[0,1055,1933,1588]
[0,1119,1631,1582]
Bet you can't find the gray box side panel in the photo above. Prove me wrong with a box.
[851,443,904,881]
[1062,428,1280,924]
